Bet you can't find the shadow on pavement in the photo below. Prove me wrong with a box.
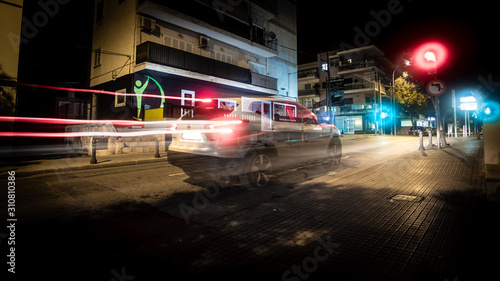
[14,180,500,281]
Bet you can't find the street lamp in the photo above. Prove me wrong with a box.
[321,52,332,124]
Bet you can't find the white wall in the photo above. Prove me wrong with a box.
[90,0,297,98]
[90,0,137,87]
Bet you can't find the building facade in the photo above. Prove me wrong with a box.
[313,45,393,134]
[0,0,23,117]
[297,62,320,110]
[90,0,297,120]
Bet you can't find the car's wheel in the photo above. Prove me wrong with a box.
[243,149,274,187]
[322,138,342,170]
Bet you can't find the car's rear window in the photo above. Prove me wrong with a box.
[181,99,239,120]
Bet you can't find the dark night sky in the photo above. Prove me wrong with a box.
[297,0,500,90]
[19,0,500,93]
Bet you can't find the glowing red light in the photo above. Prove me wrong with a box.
[17,83,212,103]
[413,42,448,71]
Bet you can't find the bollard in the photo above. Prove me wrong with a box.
[418,131,425,151]
[427,131,433,149]
[90,137,98,164]
[154,139,161,158]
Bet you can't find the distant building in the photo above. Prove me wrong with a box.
[90,0,297,120]
[297,62,319,110]
[314,45,393,134]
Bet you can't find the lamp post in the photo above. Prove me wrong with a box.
[321,52,332,124]
[425,50,443,149]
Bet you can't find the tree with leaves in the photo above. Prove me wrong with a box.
[393,77,430,135]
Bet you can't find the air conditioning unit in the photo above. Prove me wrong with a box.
[198,35,210,49]
[141,17,155,33]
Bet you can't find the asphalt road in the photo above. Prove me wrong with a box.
[13,136,420,223]
[4,135,425,280]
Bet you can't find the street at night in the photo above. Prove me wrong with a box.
[1,136,498,280]
[2,0,500,280]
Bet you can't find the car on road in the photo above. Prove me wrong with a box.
[168,96,342,186]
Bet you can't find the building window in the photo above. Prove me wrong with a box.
[251,24,264,45]
[273,102,297,122]
[181,90,195,107]
[115,88,126,107]
[304,83,311,90]
[344,98,353,105]
[249,61,266,75]
[163,35,194,53]
[96,1,104,23]
[213,51,232,64]
[94,48,102,67]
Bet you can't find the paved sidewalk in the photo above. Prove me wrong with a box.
[148,137,497,281]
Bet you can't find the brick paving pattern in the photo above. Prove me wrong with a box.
[161,138,500,281]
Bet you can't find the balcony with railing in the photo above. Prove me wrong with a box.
[343,82,375,91]
[338,60,385,74]
[137,0,278,57]
[136,41,277,90]
[336,103,375,114]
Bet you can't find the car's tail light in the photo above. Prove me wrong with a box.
[205,120,247,144]
[204,120,245,134]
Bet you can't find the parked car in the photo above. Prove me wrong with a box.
[168,97,342,186]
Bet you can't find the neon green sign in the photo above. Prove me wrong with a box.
[133,75,165,120]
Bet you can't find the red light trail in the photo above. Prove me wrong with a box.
[17,83,212,103]
[0,116,243,138]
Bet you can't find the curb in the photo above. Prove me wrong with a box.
[4,155,169,178]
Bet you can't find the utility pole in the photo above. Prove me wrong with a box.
[452,89,457,137]
[326,52,331,124]
[321,52,332,124]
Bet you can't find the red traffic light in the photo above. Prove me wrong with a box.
[413,42,448,71]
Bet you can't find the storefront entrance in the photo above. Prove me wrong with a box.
[335,115,363,134]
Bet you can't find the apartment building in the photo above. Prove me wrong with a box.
[297,62,319,110]
[315,45,393,134]
[90,0,297,120]
[0,0,23,116]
